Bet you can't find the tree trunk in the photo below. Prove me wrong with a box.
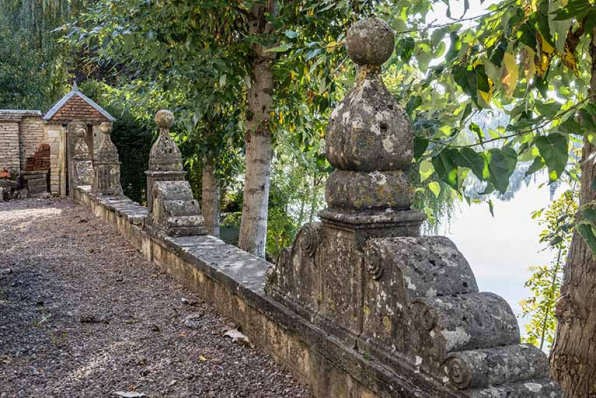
[201,160,220,237]
[550,34,596,398]
[238,3,275,258]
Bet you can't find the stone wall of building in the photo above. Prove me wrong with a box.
[46,124,65,196]
[0,122,20,174]
[19,116,47,171]
[0,110,44,176]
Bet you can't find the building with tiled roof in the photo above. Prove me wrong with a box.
[0,83,115,197]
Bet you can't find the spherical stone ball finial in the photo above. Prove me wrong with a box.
[99,122,112,135]
[155,110,175,130]
[75,124,86,139]
[347,18,395,66]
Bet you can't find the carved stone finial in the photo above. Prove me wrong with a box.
[96,122,119,163]
[99,121,112,135]
[71,122,90,160]
[149,110,183,172]
[325,17,415,212]
[155,109,175,131]
[93,122,123,196]
[145,110,206,237]
[75,125,86,139]
[68,122,94,188]
[346,18,395,66]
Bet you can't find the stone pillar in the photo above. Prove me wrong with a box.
[145,110,205,237]
[266,18,561,397]
[92,122,123,196]
[68,122,94,190]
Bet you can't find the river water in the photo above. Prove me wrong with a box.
[442,175,566,336]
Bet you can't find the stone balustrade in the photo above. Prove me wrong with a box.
[70,18,562,398]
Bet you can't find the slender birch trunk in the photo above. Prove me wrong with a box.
[238,3,276,258]
[550,32,596,397]
[201,160,220,237]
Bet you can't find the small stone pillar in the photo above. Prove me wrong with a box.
[92,122,123,196]
[69,122,94,188]
[266,18,561,397]
[145,110,205,237]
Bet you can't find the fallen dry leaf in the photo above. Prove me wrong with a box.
[114,392,145,397]
[223,329,251,346]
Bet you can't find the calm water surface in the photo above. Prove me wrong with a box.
[443,180,563,333]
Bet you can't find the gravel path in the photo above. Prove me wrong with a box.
[0,199,310,398]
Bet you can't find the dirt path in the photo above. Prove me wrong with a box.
[0,199,309,398]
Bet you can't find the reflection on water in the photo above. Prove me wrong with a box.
[442,172,566,336]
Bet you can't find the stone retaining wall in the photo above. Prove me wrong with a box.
[73,185,461,398]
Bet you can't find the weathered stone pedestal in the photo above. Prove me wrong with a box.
[145,110,206,237]
[267,18,561,397]
[92,122,123,196]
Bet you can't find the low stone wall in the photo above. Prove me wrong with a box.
[73,185,462,398]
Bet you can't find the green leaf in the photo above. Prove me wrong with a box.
[451,148,488,181]
[414,137,428,160]
[525,156,546,177]
[461,103,473,122]
[266,43,293,53]
[415,44,433,72]
[486,147,518,194]
[397,37,415,63]
[577,221,596,255]
[488,40,507,67]
[488,199,495,217]
[445,32,461,63]
[480,182,496,195]
[419,160,434,182]
[580,104,596,132]
[428,181,441,198]
[518,23,538,51]
[431,28,446,48]
[582,207,596,224]
[469,122,484,142]
[557,118,582,135]
[454,65,479,108]
[406,95,423,116]
[535,133,569,181]
[432,150,458,188]
[284,30,299,39]
[535,101,561,118]
[533,74,549,98]
[551,0,592,21]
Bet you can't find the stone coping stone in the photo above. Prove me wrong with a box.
[0,109,42,121]
[166,235,269,295]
